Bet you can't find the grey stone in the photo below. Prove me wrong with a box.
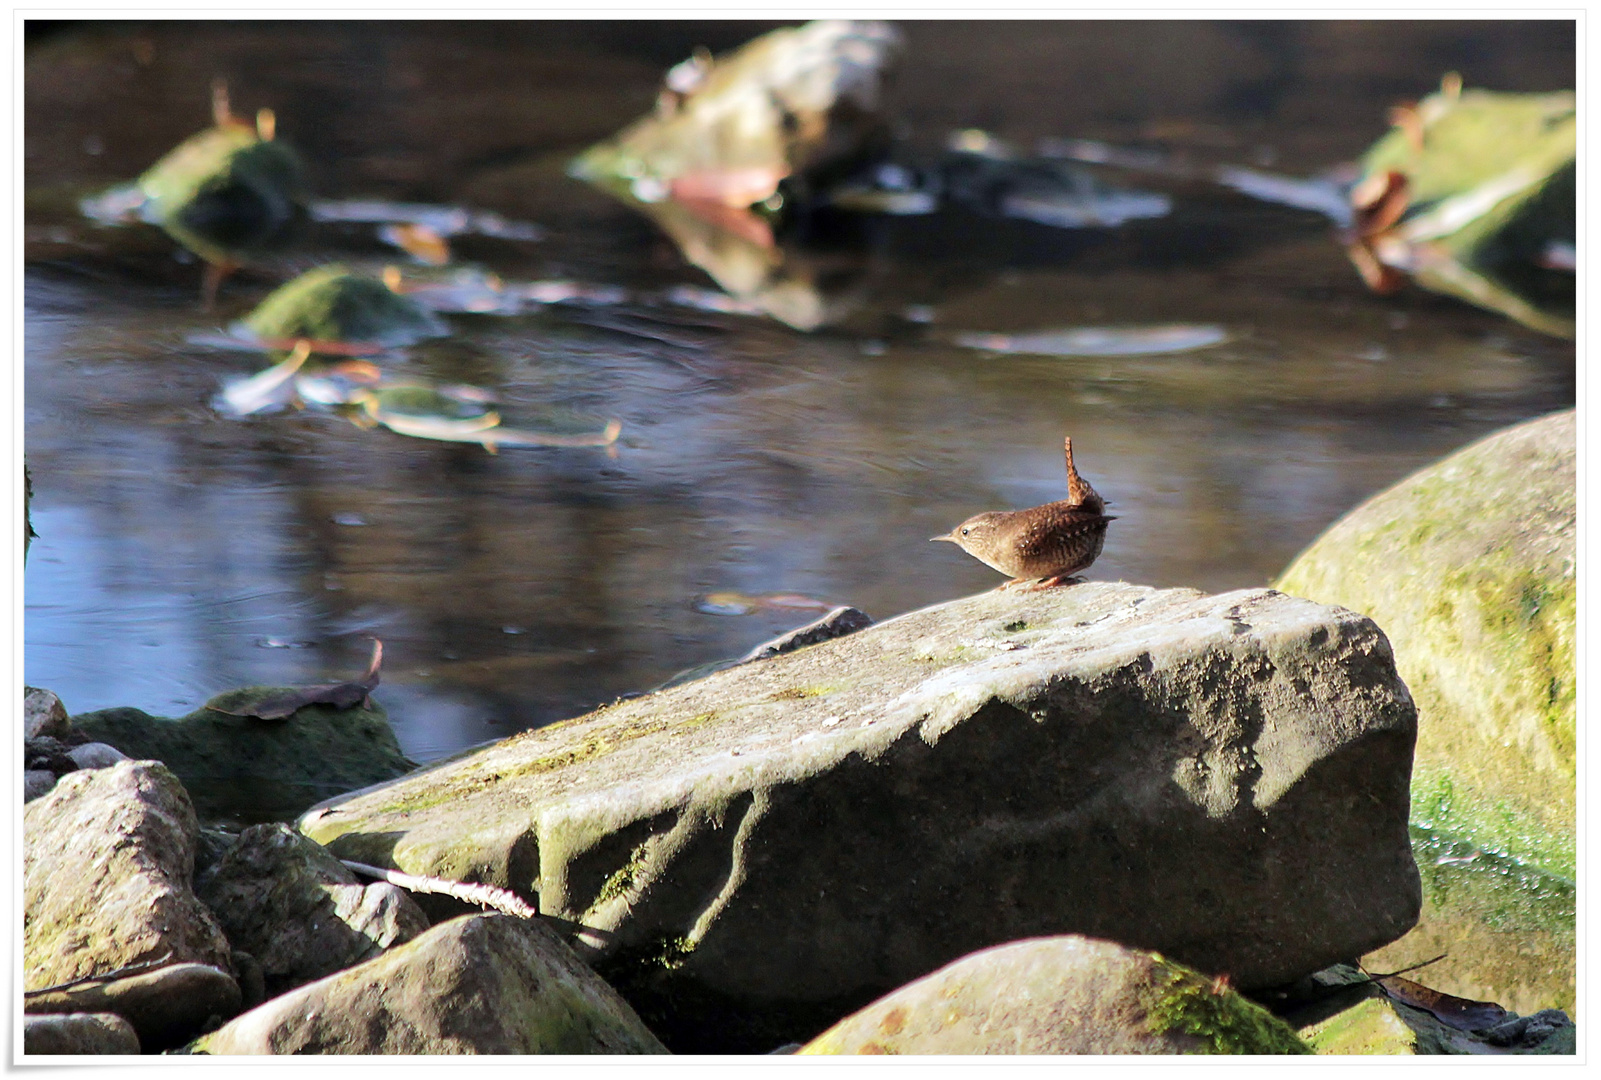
[23,1012,140,1056]
[68,741,130,769]
[1277,409,1575,877]
[738,605,874,662]
[24,686,71,739]
[196,823,429,996]
[24,761,234,992]
[302,582,1420,1052]
[25,963,241,1052]
[195,914,668,1054]
[24,770,56,803]
[800,936,1310,1054]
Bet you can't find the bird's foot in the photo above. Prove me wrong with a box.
[1013,574,1084,592]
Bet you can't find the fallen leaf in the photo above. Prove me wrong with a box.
[205,639,383,721]
[379,222,453,265]
[1377,975,1510,1033]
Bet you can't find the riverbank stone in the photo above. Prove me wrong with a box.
[196,822,430,996]
[25,761,234,991]
[23,1013,141,1056]
[25,963,242,1052]
[192,913,669,1054]
[800,935,1311,1054]
[301,581,1420,1052]
[1275,409,1575,878]
[25,686,71,739]
[70,696,413,821]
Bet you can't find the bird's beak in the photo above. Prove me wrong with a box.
[929,532,958,543]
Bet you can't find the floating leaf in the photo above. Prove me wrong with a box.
[379,222,452,265]
[216,341,311,416]
[310,199,544,241]
[953,324,1227,358]
[695,591,836,616]
[205,639,383,721]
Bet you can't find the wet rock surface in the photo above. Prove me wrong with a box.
[23,1012,141,1056]
[24,761,234,990]
[196,822,430,996]
[194,913,668,1055]
[1276,409,1575,877]
[303,582,1419,1052]
[800,935,1310,1054]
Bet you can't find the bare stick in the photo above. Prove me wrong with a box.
[342,860,538,920]
[25,951,175,997]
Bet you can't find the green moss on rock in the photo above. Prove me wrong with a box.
[243,264,445,348]
[1275,410,1574,877]
[1145,960,1312,1055]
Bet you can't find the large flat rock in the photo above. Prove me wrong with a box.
[302,583,1420,1052]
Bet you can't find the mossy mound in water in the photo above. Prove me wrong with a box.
[137,121,307,263]
[243,265,447,348]
[71,693,414,823]
[1355,85,1574,336]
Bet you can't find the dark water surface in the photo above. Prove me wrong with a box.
[24,20,1575,769]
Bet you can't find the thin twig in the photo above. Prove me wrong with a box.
[342,860,539,919]
[1358,952,1449,984]
[25,950,175,997]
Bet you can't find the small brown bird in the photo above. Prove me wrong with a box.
[931,436,1115,590]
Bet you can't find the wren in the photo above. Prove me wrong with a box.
[931,436,1115,590]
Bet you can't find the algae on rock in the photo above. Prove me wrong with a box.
[1275,409,1574,878]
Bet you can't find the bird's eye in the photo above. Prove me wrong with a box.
[961,527,970,535]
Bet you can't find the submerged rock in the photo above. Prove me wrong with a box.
[23,1013,141,1056]
[800,935,1310,1055]
[196,823,430,996]
[240,264,448,350]
[193,913,669,1055]
[24,761,234,991]
[1276,409,1575,878]
[301,582,1419,1052]
[71,695,413,822]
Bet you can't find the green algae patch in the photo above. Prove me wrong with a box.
[1300,996,1426,1054]
[1363,826,1574,1018]
[1275,410,1574,877]
[243,264,446,349]
[1145,959,1312,1055]
[136,120,306,264]
[71,696,412,823]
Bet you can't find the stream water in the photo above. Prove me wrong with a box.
[23,20,1576,1014]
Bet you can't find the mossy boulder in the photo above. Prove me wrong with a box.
[570,20,901,207]
[192,913,668,1054]
[136,120,307,264]
[241,264,447,349]
[1275,410,1574,878]
[1355,85,1574,336]
[300,582,1419,1052]
[799,935,1309,1054]
[71,694,414,823]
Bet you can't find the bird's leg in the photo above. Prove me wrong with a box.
[1019,574,1084,591]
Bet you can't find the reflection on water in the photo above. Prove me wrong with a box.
[25,21,1574,775]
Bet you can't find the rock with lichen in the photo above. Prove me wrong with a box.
[192,913,668,1055]
[1276,409,1575,879]
[799,935,1310,1055]
[300,581,1419,1052]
